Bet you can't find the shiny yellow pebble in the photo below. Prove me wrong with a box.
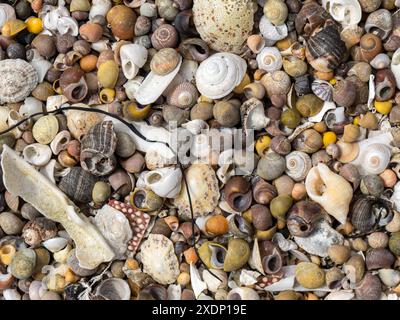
[177,272,191,286]
[125,258,139,270]
[26,17,43,34]
[322,131,337,147]
[233,73,250,94]
[255,135,271,156]
[0,244,16,265]
[329,78,337,85]
[64,268,79,283]
[353,116,360,125]
[374,100,393,115]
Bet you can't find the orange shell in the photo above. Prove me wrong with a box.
[205,215,229,235]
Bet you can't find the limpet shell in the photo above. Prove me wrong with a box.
[0,59,38,104]
[32,115,59,145]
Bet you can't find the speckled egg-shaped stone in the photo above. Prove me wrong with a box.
[10,248,37,280]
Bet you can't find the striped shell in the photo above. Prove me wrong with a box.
[193,0,256,54]
[167,81,199,109]
[311,80,333,101]
[351,197,377,232]
[306,22,346,72]
[139,234,180,285]
[59,166,98,203]
[285,151,312,182]
[0,59,38,104]
[80,121,117,176]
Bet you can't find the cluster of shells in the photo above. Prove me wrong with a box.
[1,0,400,301]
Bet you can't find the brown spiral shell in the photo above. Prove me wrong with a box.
[355,273,382,300]
[287,201,323,237]
[352,33,382,63]
[248,204,273,231]
[59,67,88,103]
[350,197,390,232]
[167,81,199,109]
[259,240,283,274]
[374,69,397,101]
[252,177,277,205]
[59,167,98,203]
[178,38,209,62]
[174,10,198,37]
[295,1,332,36]
[224,177,252,212]
[151,24,179,50]
[134,15,151,36]
[332,79,357,108]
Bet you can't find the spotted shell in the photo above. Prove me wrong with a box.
[0,59,38,104]
[80,121,117,176]
[285,151,312,182]
[174,164,220,221]
[139,234,180,285]
[167,81,199,109]
[193,0,256,54]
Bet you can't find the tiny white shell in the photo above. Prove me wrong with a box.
[57,17,79,36]
[23,143,52,167]
[370,53,391,69]
[42,237,69,253]
[144,166,182,198]
[19,97,43,119]
[322,0,362,26]
[123,76,144,100]
[120,44,148,80]
[50,130,71,155]
[256,47,282,73]
[89,0,112,20]
[259,15,288,42]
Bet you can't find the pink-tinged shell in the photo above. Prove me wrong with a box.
[167,81,199,109]
[108,199,150,253]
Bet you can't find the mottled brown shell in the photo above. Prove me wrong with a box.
[295,1,332,36]
[193,0,256,54]
[22,217,58,247]
[59,167,98,203]
[0,59,38,104]
[80,121,117,176]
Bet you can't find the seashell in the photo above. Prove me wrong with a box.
[357,143,391,175]
[144,167,182,198]
[0,4,15,29]
[322,0,362,26]
[79,22,103,43]
[162,105,189,125]
[193,0,256,54]
[23,143,52,167]
[247,35,266,54]
[97,60,119,89]
[227,287,259,300]
[198,242,227,269]
[32,115,59,145]
[202,269,227,293]
[130,188,163,212]
[282,56,308,78]
[151,24,179,50]
[328,244,351,264]
[375,69,397,101]
[365,9,393,40]
[264,0,288,26]
[93,205,132,259]
[224,238,250,272]
[50,131,71,156]
[80,121,117,176]
[295,94,324,118]
[59,167,98,204]
[256,47,282,73]
[351,196,388,232]
[273,175,295,196]
[203,215,229,236]
[370,53,391,70]
[227,213,254,238]
[0,212,24,235]
[243,82,266,100]
[336,140,359,163]
[139,234,180,285]
[240,98,270,134]
[10,249,36,280]
[353,33,382,63]
[42,237,68,253]
[355,273,382,300]
[367,232,389,249]
[259,240,283,274]
[270,194,293,227]
[305,163,353,224]
[389,232,400,255]
[134,55,182,105]
[65,107,103,140]
[167,81,199,109]
[0,59,38,104]
[285,151,312,182]
[287,201,323,237]
[195,53,246,99]
[59,67,88,103]
[139,284,168,300]
[174,164,219,220]
[360,175,384,197]
[391,48,400,89]
[106,5,136,40]
[252,177,277,205]
[295,262,325,289]
[386,211,400,233]
[120,44,148,80]
[305,22,346,73]
[340,25,364,49]
[270,136,291,155]
[223,177,252,213]
[365,248,395,270]
[92,181,111,204]
[378,269,400,288]
[292,129,323,154]
[259,15,288,43]
[295,1,331,36]
[257,152,286,181]
[134,15,151,36]
[261,70,291,98]
[339,163,361,190]
[247,204,273,231]
[178,38,209,62]
[150,48,180,76]
[332,79,356,108]
[325,267,344,289]
[95,278,131,300]
[22,217,57,247]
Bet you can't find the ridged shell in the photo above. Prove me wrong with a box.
[285,151,312,182]
[174,164,220,221]
[195,53,246,99]
[59,167,98,203]
[365,9,392,40]
[351,197,377,232]
[193,0,256,54]
[295,1,332,36]
[256,47,282,73]
[311,80,333,101]
[167,81,199,109]
[259,15,288,42]
[306,23,346,72]
[80,121,117,176]
[139,234,179,285]
[358,143,391,175]
[0,59,38,104]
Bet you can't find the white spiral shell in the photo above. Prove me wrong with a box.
[256,47,282,73]
[120,44,148,80]
[195,53,246,99]
[322,0,362,27]
[358,143,391,175]
[259,15,288,42]
[285,151,312,181]
[0,4,15,29]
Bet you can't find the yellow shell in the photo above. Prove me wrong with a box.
[32,115,59,145]
[295,262,325,289]
[374,100,393,115]
[223,238,250,272]
[0,244,16,265]
[97,60,119,88]
[255,135,271,156]
[1,19,27,37]
[264,0,288,25]
[70,0,91,12]
[150,48,180,75]
[342,124,360,143]
[193,0,256,54]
